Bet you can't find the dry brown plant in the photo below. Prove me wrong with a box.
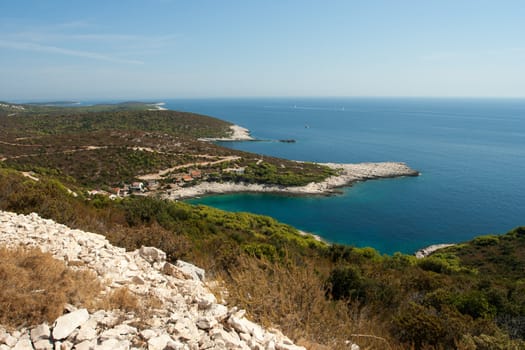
[101,287,140,313]
[0,245,102,329]
[217,254,357,348]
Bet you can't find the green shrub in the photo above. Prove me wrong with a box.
[326,265,366,302]
[473,235,500,246]
[453,291,496,319]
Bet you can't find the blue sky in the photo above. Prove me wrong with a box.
[1,0,524,100]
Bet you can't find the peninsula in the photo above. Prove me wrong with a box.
[0,103,418,201]
[163,161,419,200]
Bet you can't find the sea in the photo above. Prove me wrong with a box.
[161,98,524,254]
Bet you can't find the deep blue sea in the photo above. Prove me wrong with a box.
[161,98,525,254]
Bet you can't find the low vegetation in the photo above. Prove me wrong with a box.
[1,103,524,349]
[1,168,525,349]
[0,107,334,187]
[0,100,156,116]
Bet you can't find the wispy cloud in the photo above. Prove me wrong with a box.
[0,39,144,64]
[7,31,179,45]
[0,20,180,64]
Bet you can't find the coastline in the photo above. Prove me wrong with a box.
[162,161,419,200]
[148,102,168,111]
[198,125,255,142]
[415,243,455,258]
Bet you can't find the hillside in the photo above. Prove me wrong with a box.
[0,107,335,188]
[1,103,524,349]
[0,210,307,350]
[0,101,157,115]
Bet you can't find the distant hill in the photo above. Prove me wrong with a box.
[0,100,159,115]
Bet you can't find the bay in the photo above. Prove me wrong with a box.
[162,97,525,254]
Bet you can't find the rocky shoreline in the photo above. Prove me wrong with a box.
[198,125,255,142]
[164,162,419,200]
[415,243,455,258]
[0,211,310,350]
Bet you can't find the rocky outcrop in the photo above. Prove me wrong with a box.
[0,211,307,350]
[198,125,254,142]
[415,243,455,258]
[165,162,419,200]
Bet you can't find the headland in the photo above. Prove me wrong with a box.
[198,125,255,142]
[163,161,419,200]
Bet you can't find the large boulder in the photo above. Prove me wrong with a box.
[176,260,205,281]
[139,246,167,264]
[52,309,89,340]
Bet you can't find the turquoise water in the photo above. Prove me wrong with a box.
[163,98,525,254]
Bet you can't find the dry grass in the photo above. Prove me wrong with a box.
[101,287,140,313]
[217,255,356,348]
[0,245,166,331]
[99,287,162,320]
[0,246,102,329]
[212,254,415,350]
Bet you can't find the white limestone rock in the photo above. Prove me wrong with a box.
[228,316,265,343]
[196,317,217,330]
[148,334,173,350]
[31,323,50,342]
[195,293,216,310]
[176,261,205,282]
[203,304,228,322]
[1,333,18,347]
[139,329,157,341]
[52,309,90,340]
[95,338,129,350]
[0,211,308,350]
[173,317,199,341]
[165,340,186,350]
[209,328,242,349]
[75,324,97,342]
[275,343,306,350]
[74,339,95,350]
[13,333,33,350]
[139,246,166,264]
[33,338,54,350]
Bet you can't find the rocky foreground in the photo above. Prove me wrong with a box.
[0,211,311,350]
[166,162,419,200]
